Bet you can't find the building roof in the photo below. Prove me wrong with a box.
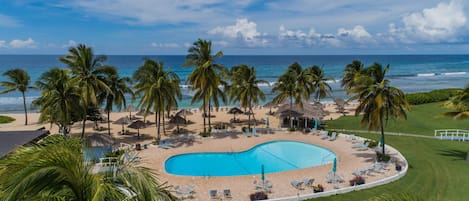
[0,128,50,158]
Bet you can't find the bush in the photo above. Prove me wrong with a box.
[365,139,378,148]
[249,191,268,201]
[288,127,297,132]
[213,123,227,129]
[199,131,211,137]
[0,115,15,124]
[406,88,461,105]
[349,176,365,186]
[313,184,324,193]
[105,149,125,158]
[376,152,391,162]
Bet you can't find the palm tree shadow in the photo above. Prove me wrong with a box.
[437,149,468,161]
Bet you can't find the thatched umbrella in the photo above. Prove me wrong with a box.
[169,115,187,133]
[113,116,131,134]
[228,107,244,121]
[125,105,136,119]
[176,109,193,123]
[128,120,146,138]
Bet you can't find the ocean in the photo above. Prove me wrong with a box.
[1,55,468,113]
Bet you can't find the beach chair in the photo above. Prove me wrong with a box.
[252,127,258,137]
[223,189,232,198]
[290,180,304,189]
[320,131,329,139]
[244,129,251,137]
[302,178,315,187]
[209,189,218,199]
[329,132,337,141]
[356,142,370,151]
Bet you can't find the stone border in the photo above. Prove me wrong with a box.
[265,138,408,201]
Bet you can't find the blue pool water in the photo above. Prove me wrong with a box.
[165,141,336,176]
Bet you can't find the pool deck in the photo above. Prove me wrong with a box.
[138,131,403,200]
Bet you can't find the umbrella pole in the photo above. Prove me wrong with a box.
[122,124,124,134]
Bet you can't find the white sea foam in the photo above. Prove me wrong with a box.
[442,72,466,76]
[0,96,39,105]
[417,73,436,77]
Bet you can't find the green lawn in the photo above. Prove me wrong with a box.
[308,102,469,201]
[0,115,15,124]
[309,134,469,201]
[327,102,469,136]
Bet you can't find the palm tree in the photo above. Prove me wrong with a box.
[310,65,334,103]
[184,39,226,132]
[0,68,36,125]
[341,60,365,93]
[0,135,175,201]
[97,66,133,136]
[133,59,181,141]
[60,44,111,138]
[33,68,82,135]
[272,62,313,127]
[349,63,410,160]
[227,65,268,129]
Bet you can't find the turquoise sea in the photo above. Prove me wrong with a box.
[1,55,468,113]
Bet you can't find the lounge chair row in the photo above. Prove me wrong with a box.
[174,184,195,199]
[291,178,314,190]
[254,180,273,192]
[352,161,393,177]
[209,188,231,199]
[318,131,338,141]
[326,171,345,183]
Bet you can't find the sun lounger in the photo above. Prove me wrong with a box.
[209,189,218,199]
[356,142,370,151]
[320,131,329,139]
[329,132,337,141]
[302,178,315,187]
[290,180,304,189]
[223,189,232,198]
[253,127,258,137]
[244,130,251,137]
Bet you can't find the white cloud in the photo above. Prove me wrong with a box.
[150,42,180,48]
[8,38,37,48]
[0,14,20,27]
[398,0,467,42]
[62,40,77,48]
[208,18,268,47]
[0,40,6,48]
[337,26,372,42]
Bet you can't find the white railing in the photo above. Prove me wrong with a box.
[434,129,469,141]
[265,143,408,201]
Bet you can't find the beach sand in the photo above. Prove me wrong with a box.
[0,102,406,201]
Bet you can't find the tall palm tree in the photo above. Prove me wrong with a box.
[341,60,365,93]
[227,65,268,129]
[310,65,334,102]
[184,39,226,132]
[0,68,36,125]
[0,135,175,201]
[272,62,313,127]
[349,63,410,159]
[60,44,111,138]
[33,68,82,135]
[97,66,133,136]
[133,59,181,141]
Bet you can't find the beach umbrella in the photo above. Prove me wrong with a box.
[128,120,146,138]
[332,158,337,173]
[228,107,244,121]
[176,109,193,124]
[261,165,265,185]
[314,119,318,129]
[113,116,131,134]
[125,105,136,119]
[169,115,187,133]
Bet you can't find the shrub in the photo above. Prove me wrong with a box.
[0,115,15,124]
[349,176,365,186]
[288,127,296,132]
[313,184,324,193]
[213,123,227,130]
[376,152,391,162]
[249,191,268,200]
[406,88,461,105]
[365,139,378,148]
[105,149,125,158]
[199,131,211,137]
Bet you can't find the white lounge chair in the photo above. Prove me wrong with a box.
[320,131,329,140]
[302,178,315,187]
[356,142,370,151]
[223,189,232,198]
[244,129,251,137]
[209,189,218,199]
[290,180,304,189]
[253,127,258,137]
[329,132,337,141]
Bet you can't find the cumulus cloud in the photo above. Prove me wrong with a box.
[62,40,77,48]
[395,0,467,42]
[0,40,6,48]
[337,26,372,42]
[8,38,37,48]
[208,18,268,47]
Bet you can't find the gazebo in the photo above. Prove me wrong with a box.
[275,101,324,129]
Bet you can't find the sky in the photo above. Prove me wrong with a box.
[0,0,468,55]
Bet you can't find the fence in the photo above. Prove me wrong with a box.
[434,129,469,141]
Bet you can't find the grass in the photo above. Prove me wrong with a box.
[308,102,469,201]
[327,102,469,136]
[310,134,469,201]
[0,115,15,124]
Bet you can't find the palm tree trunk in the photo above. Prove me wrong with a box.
[155,111,159,141]
[81,117,86,138]
[208,99,212,131]
[203,100,206,133]
[157,111,161,141]
[162,108,166,136]
[107,110,111,136]
[290,95,293,128]
[22,92,28,125]
[380,117,385,160]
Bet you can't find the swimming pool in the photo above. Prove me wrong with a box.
[165,141,336,176]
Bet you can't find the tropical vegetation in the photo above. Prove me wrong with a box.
[0,135,175,201]
[344,62,410,160]
[184,39,226,132]
[0,68,36,125]
[0,115,15,124]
